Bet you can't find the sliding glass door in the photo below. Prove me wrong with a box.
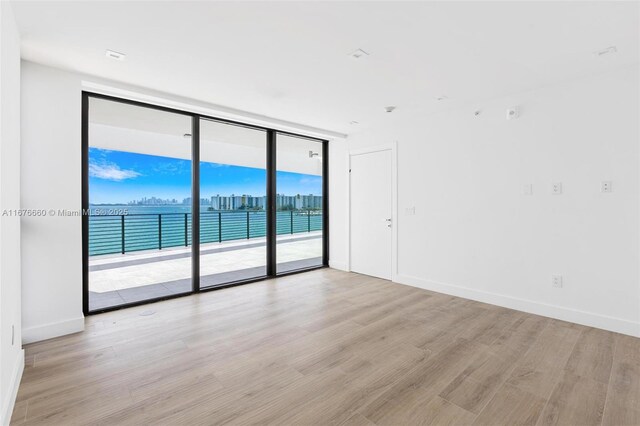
[83,93,328,314]
[276,134,325,273]
[199,119,267,288]
[86,97,192,312]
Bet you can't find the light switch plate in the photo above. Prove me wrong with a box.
[523,184,533,195]
[552,182,563,195]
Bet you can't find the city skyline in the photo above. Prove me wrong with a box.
[88,148,322,204]
[117,193,323,210]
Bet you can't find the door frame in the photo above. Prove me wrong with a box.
[347,143,398,282]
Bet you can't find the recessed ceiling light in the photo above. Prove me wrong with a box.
[350,121,359,125]
[349,48,369,59]
[106,49,126,61]
[384,106,396,113]
[594,46,617,57]
[436,95,448,101]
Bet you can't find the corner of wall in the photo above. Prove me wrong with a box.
[329,261,349,272]
[0,1,24,424]
[22,317,85,345]
[0,348,23,426]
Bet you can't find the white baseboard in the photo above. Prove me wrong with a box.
[1,348,24,426]
[395,274,640,338]
[329,261,349,271]
[22,316,85,344]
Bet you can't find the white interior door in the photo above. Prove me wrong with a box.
[350,149,393,280]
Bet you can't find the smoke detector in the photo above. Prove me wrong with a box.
[506,106,520,120]
[106,50,126,61]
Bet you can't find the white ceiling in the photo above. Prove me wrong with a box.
[11,1,639,135]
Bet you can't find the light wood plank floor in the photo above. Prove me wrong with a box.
[11,269,640,425]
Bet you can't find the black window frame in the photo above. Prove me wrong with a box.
[81,91,329,315]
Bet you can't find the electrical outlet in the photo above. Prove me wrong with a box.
[601,181,612,193]
[552,182,563,195]
[405,207,416,215]
[552,275,563,288]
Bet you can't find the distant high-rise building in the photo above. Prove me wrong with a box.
[176,193,321,211]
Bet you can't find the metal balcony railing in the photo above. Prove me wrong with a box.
[88,210,322,256]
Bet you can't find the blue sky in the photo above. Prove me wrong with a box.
[88,148,322,204]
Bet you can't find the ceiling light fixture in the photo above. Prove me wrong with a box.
[384,106,396,113]
[436,95,448,101]
[106,49,126,61]
[349,48,369,59]
[350,121,359,125]
[594,46,617,57]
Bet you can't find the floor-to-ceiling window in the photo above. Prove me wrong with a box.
[85,97,193,312]
[83,93,328,314]
[276,134,325,273]
[199,119,268,288]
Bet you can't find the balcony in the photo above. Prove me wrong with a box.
[88,210,323,311]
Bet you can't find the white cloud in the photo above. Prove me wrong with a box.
[204,162,229,169]
[299,177,322,185]
[89,162,141,181]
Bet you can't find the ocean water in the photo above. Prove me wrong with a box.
[88,205,322,256]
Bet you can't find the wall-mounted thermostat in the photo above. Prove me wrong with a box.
[506,106,520,120]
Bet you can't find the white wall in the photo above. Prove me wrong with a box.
[21,62,85,344]
[21,61,345,343]
[338,65,640,337]
[0,2,24,424]
[328,140,348,271]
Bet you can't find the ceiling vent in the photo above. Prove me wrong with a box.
[349,48,369,59]
[106,50,126,61]
[594,46,617,57]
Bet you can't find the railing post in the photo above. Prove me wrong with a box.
[308,210,311,232]
[218,212,222,243]
[121,215,125,254]
[290,210,293,234]
[184,213,188,246]
[247,211,250,239]
[158,214,162,250]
